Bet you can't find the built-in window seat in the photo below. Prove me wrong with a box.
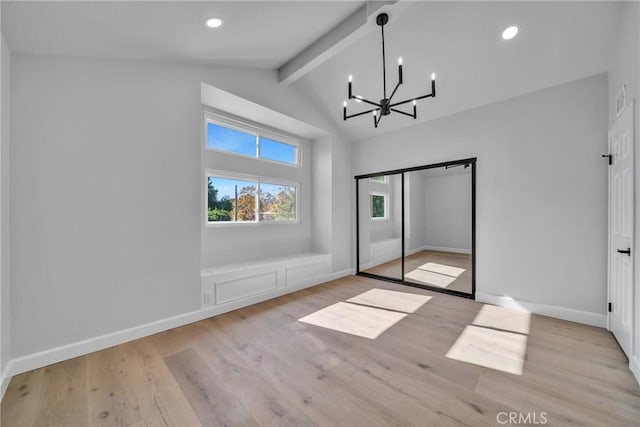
[361,238,402,270]
[201,253,331,308]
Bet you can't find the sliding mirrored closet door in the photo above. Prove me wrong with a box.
[356,159,475,299]
[357,172,403,281]
[404,164,473,295]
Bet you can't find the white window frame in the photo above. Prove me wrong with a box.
[369,191,389,221]
[369,175,389,184]
[204,112,301,167]
[205,169,301,226]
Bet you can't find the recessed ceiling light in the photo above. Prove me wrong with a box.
[205,17,223,29]
[502,25,519,40]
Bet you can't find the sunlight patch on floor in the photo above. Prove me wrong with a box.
[446,304,531,375]
[472,304,531,335]
[347,288,432,313]
[405,268,457,287]
[298,301,407,339]
[417,262,465,278]
[446,325,528,375]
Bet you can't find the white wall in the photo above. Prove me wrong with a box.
[608,1,639,128]
[391,174,402,240]
[311,135,332,255]
[423,171,472,252]
[353,74,608,319]
[607,0,640,382]
[0,34,10,392]
[9,53,352,360]
[405,172,424,253]
[329,130,353,273]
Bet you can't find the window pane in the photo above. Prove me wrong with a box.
[259,182,296,221]
[207,123,256,157]
[259,137,297,165]
[208,176,256,222]
[371,195,386,218]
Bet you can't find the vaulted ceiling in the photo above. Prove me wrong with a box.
[2,1,623,141]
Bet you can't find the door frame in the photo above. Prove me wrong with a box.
[355,157,477,300]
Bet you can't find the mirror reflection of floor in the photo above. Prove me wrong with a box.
[362,250,472,294]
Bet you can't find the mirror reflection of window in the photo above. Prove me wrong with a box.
[370,193,388,219]
[370,175,388,184]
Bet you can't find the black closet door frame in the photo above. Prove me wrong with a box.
[355,157,477,300]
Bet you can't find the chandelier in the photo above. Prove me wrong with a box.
[343,13,436,128]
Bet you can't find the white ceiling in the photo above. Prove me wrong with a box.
[1,1,363,68]
[294,1,622,141]
[2,1,624,141]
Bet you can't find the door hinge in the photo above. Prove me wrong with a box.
[608,302,612,312]
[602,154,613,165]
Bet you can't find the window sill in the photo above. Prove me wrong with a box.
[205,220,301,228]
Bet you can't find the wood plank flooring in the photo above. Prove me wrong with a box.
[2,275,639,426]
[363,250,473,293]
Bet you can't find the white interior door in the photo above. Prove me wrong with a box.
[608,103,635,358]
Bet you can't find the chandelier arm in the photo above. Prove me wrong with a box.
[345,107,380,120]
[374,112,382,128]
[389,80,402,102]
[390,93,434,108]
[350,97,381,108]
[390,108,415,118]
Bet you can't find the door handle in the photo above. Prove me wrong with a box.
[617,248,631,256]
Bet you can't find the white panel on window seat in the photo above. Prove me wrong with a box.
[216,272,278,305]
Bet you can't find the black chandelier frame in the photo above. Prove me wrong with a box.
[343,13,436,128]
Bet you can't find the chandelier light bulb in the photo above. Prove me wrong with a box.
[398,57,403,65]
[502,25,519,40]
[348,75,353,82]
[431,72,436,81]
[205,18,223,28]
[343,100,347,107]
[373,110,377,116]
[413,100,417,106]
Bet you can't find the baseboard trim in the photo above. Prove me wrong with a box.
[422,245,472,255]
[359,256,397,271]
[1,364,10,401]
[630,354,640,386]
[6,269,354,382]
[476,292,607,328]
[405,247,424,256]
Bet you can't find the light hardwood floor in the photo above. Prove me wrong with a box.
[2,276,639,426]
[364,250,473,293]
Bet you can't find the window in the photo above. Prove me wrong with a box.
[208,176,256,222]
[206,123,256,157]
[205,115,299,166]
[370,192,388,220]
[370,175,388,184]
[259,182,297,221]
[207,172,298,224]
[259,137,297,165]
